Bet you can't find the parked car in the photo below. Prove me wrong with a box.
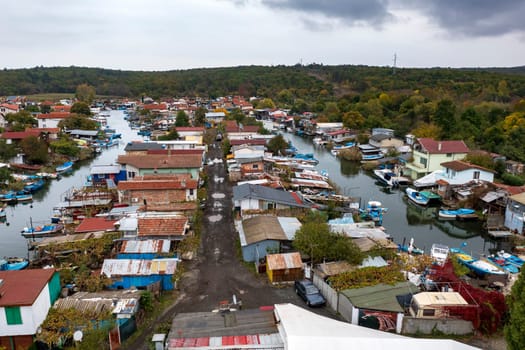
[294,280,326,307]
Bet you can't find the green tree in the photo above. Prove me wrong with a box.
[71,101,92,116]
[5,110,37,131]
[506,269,525,349]
[21,136,48,164]
[175,110,190,127]
[228,108,245,124]
[0,167,13,184]
[58,114,99,131]
[256,98,276,109]
[342,111,365,130]
[433,99,456,139]
[194,106,207,126]
[267,134,288,155]
[157,129,179,140]
[50,137,81,157]
[75,83,96,104]
[0,140,18,162]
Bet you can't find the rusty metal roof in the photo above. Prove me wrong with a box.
[120,239,171,254]
[266,252,303,270]
[101,258,177,277]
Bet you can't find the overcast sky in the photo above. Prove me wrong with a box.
[1,0,524,71]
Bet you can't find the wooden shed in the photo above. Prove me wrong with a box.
[266,252,303,283]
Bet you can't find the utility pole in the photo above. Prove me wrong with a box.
[392,53,397,75]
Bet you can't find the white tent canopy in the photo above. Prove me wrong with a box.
[274,303,479,350]
[413,170,443,188]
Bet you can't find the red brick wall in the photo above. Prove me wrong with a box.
[0,334,34,350]
[124,189,186,204]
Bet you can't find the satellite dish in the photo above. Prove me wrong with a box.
[73,330,83,342]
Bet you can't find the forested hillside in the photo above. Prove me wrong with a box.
[1,64,525,162]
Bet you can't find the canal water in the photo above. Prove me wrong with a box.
[0,110,144,258]
[282,132,496,256]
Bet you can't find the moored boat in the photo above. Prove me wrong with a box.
[405,187,441,206]
[373,168,411,188]
[21,223,64,238]
[398,238,424,255]
[23,178,45,193]
[56,161,74,173]
[487,255,520,274]
[450,248,506,276]
[438,208,477,220]
[430,243,449,266]
[496,250,524,268]
[0,257,29,271]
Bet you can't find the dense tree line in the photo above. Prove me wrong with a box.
[2,64,525,161]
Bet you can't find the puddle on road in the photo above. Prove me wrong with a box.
[213,202,222,208]
[212,193,225,199]
[208,214,222,222]
[213,176,224,183]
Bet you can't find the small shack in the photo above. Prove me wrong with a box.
[266,252,303,284]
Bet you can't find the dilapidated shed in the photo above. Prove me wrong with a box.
[266,252,303,283]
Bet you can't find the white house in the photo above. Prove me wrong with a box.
[0,103,19,128]
[437,160,495,185]
[0,269,61,350]
[37,112,71,128]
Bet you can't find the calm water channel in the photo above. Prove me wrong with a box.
[283,132,498,256]
[0,110,144,258]
[0,113,498,259]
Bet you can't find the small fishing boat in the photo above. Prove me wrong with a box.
[487,255,520,274]
[405,187,441,206]
[21,224,64,238]
[450,248,506,276]
[291,153,319,165]
[359,200,387,226]
[373,168,411,188]
[430,243,449,266]
[0,257,29,271]
[23,178,45,193]
[15,191,33,202]
[56,161,74,173]
[438,208,477,220]
[496,251,524,268]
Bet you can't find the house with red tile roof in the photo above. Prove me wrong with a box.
[117,152,203,179]
[405,138,470,180]
[0,103,20,128]
[36,112,71,128]
[0,269,61,350]
[117,174,198,205]
[51,105,71,113]
[74,217,118,234]
[137,215,188,240]
[0,130,42,145]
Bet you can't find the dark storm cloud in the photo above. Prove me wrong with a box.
[260,0,392,26]
[410,0,525,36]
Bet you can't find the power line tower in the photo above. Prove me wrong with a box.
[392,53,397,75]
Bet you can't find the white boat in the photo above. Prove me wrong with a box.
[405,187,441,206]
[430,243,449,266]
[373,168,411,187]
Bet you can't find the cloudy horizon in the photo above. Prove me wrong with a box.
[1,0,524,71]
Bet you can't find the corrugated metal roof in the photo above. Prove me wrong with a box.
[0,269,56,307]
[121,239,170,254]
[266,252,302,270]
[101,258,177,277]
[340,281,418,313]
[277,217,302,240]
[90,165,121,174]
[118,217,138,231]
[168,334,284,348]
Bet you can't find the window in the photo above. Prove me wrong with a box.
[422,309,435,317]
[446,153,452,157]
[5,306,22,325]
[473,171,480,180]
[189,189,194,196]
[252,164,259,169]
[419,157,427,167]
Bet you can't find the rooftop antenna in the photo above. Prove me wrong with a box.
[392,53,397,75]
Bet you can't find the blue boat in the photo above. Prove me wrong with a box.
[0,257,29,271]
[56,161,74,173]
[292,153,319,165]
[438,208,477,220]
[496,251,524,268]
[450,248,506,276]
[21,223,64,238]
[488,255,520,274]
[398,238,424,255]
[406,187,441,206]
[359,200,387,226]
[23,178,45,193]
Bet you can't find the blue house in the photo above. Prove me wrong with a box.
[101,258,178,291]
[236,216,301,262]
[90,164,126,186]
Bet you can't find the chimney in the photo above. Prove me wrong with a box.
[438,142,442,151]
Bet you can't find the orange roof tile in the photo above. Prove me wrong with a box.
[37,112,71,119]
[0,269,56,306]
[118,178,198,190]
[51,105,71,112]
[117,153,202,169]
[75,217,118,233]
[138,216,187,236]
